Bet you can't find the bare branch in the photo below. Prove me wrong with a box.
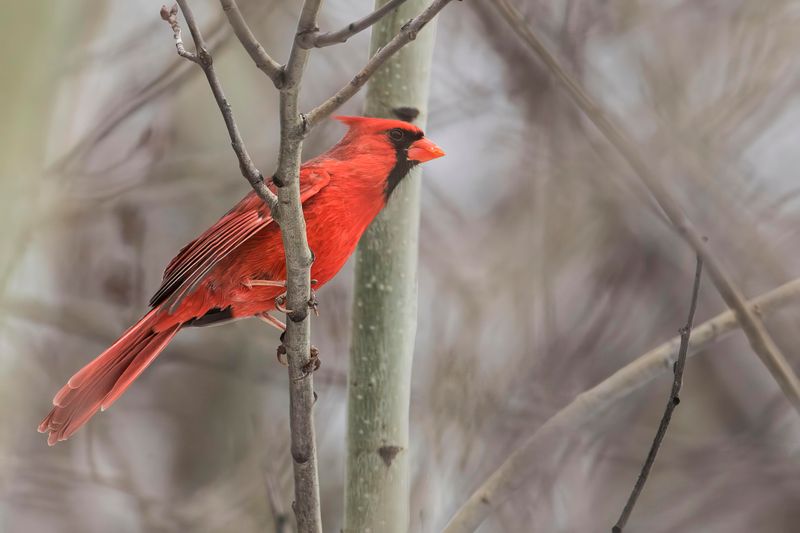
[160,2,278,213]
[613,256,703,532]
[304,0,454,129]
[219,0,284,86]
[49,11,234,174]
[443,277,800,533]
[494,0,800,412]
[161,5,197,61]
[298,0,407,49]
[273,1,324,531]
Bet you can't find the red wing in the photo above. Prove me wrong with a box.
[149,168,331,312]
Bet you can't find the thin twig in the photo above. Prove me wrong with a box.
[219,0,284,86]
[612,256,703,532]
[263,467,293,533]
[494,0,800,412]
[50,8,234,173]
[303,0,454,129]
[298,0,407,48]
[160,3,278,213]
[161,5,196,60]
[443,276,800,533]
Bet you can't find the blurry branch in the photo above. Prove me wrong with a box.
[219,0,283,85]
[443,276,800,533]
[494,0,800,411]
[161,4,278,211]
[613,256,702,532]
[297,0,407,48]
[51,11,234,173]
[303,0,453,129]
[262,467,293,533]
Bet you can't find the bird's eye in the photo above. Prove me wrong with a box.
[389,128,405,141]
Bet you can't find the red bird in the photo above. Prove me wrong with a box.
[39,116,444,445]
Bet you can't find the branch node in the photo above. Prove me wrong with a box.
[289,307,308,323]
[292,450,310,465]
[197,47,212,67]
[221,0,284,85]
[392,106,420,122]
[296,27,320,49]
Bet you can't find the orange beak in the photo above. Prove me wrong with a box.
[407,137,445,163]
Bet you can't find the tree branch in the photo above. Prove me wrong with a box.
[271,1,323,531]
[160,4,278,213]
[443,276,800,533]
[297,0,407,48]
[612,256,702,532]
[494,0,800,412]
[219,0,284,86]
[303,0,454,129]
[51,8,235,173]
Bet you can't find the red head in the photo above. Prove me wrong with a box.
[331,116,445,199]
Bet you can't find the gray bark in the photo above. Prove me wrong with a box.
[344,1,438,531]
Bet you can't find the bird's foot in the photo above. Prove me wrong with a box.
[276,343,288,366]
[308,284,320,317]
[274,279,320,316]
[274,293,292,314]
[244,279,286,289]
[295,345,321,381]
[258,312,286,332]
[276,332,321,378]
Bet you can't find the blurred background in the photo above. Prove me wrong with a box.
[3,0,800,531]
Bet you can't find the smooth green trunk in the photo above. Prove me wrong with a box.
[344,1,437,531]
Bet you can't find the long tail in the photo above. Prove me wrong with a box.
[38,310,181,445]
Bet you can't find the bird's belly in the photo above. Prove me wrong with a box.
[307,219,364,286]
[196,201,376,319]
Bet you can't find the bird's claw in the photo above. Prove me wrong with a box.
[293,345,321,381]
[274,281,319,317]
[274,294,293,314]
[276,343,288,366]
[309,279,320,316]
[308,293,319,317]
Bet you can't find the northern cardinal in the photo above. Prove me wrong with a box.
[39,116,444,445]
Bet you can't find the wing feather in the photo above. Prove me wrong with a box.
[149,168,331,310]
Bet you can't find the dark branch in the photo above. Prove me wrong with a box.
[160,2,278,213]
[219,0,284,87]
[612,256,703,532]
[304,0,454,129]
[298,0,408,49]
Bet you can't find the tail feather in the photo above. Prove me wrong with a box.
[101,328,178,410]
[39,312,181,445]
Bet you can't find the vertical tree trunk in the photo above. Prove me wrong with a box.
[344,1,438,531]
